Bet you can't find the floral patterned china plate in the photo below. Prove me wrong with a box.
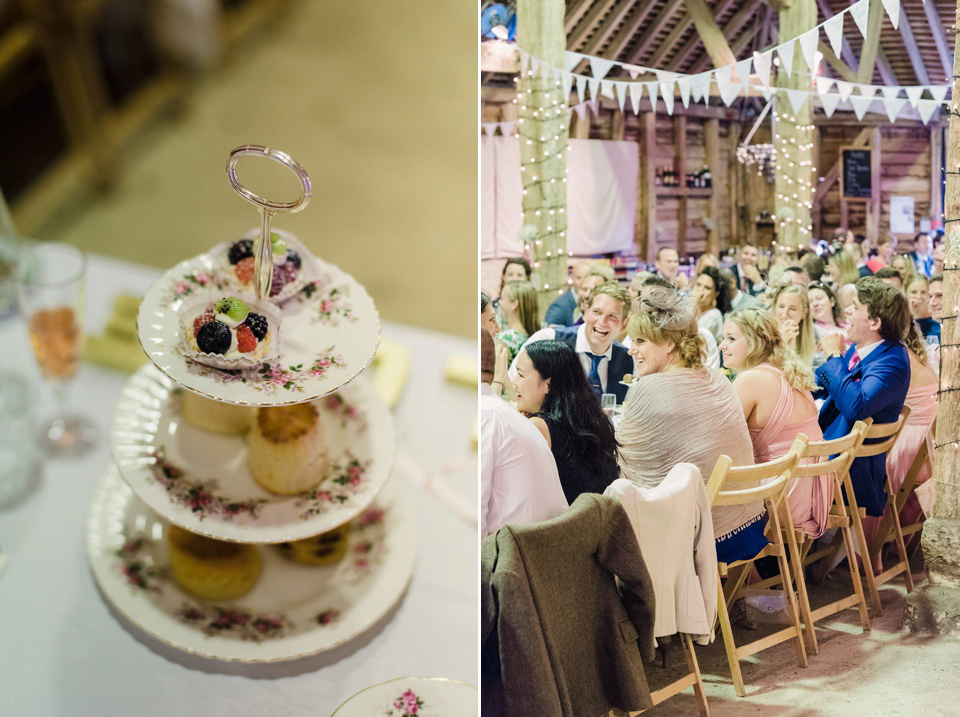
[87,465,416,662]
[111,363,394,543]
[330,677,478,717]
[137,246,379,406]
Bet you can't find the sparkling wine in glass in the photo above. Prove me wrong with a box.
[16,242,98,456]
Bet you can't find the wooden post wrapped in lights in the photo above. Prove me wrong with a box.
[516,0,569,315]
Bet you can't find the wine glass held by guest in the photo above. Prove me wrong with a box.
[720,309,831,539]
[616,286,765,564]
[512,340,620,505]
[691,266,730,346]
[497,280,540,364]
[772,284,816,365]
[15,241,98,456]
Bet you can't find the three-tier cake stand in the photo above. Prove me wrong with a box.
[85,146,413,662]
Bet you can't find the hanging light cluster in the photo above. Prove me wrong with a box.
[515,69,570,294]
[736,143,777,183]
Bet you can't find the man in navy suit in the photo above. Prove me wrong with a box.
[545,260,594,327]
[730,244,767,296]
[816,277,911,517]
[510,282,633,403]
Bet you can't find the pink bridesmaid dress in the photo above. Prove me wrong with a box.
[748,365,831,539]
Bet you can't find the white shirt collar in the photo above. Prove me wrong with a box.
[854,339,884,361]
[574,323,613,359]
[481,382,493,396]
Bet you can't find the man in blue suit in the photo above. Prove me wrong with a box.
[816,277,911,517]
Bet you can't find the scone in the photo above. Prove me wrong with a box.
[276,524,349,566]
[247,403,329,495]
[166,524,262,600]
[180,390,255,435]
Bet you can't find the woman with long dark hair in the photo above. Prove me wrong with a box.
[512,339,619,504]
[691,265,731,345]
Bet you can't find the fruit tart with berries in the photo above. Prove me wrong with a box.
[178,294,281,370]
[222,229,313,303]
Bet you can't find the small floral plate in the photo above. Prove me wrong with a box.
[111,363,394,542]
[330,677,478,717]
[86,464,416,662]
[137,245,379,406]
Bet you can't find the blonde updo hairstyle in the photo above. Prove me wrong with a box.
[725,308,817,391]
[627,286,705,369]
[771,283,817,366]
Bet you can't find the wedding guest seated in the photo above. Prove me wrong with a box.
[890,254,917,289]
[496,280,540,364]
[654,247,688,289]
[480,330,567,537]
[495,257,532,329]
[816,277,911,518]
[803,254,826,285]
[933,243,945,275]
[545,259,593,327]
[909,233,934,277]
[874,267,902,289]
[513,340,620,504]
[784,266,810,287]
[721,267,759,312]
[615,286,763,564]
[481,292,500,336]
[695,252,718,275]
[509,282,632,403]
[731,244,766,296]
[772,284,816,365]
[906,275,940,341]
[571,270,609,325]
[929,275,943,367]
[860,321,938,565]
[866,234,896,273]
[691,265,730,345]
[827,250,861,289]
[720,308,832,539]
[808,282,849,344]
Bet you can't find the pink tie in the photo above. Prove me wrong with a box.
[848,351,861,371]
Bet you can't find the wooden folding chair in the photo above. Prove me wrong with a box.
[706,436,808,697]
[810,407,911,617]
[639,634,710,716]
[866,416,934,587]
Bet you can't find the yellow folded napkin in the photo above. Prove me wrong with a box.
[443,353,476,388]
[371,337,412,410]
[84,293,147,373]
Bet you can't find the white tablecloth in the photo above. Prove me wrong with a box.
[0,253,478,716]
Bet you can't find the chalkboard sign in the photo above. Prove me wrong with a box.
[840,147,873,201]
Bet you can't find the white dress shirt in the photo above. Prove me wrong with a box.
[508,324,614,389]
[480,383,568,537]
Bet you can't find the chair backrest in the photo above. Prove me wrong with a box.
[706,435,808,507]
[856,405,911,458]
[794,422,868,479]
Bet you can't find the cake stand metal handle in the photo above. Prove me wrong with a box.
[225,145,312,300]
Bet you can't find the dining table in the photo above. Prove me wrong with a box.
[0,251,478,716]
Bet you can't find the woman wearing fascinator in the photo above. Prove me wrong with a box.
[616,286,766,564]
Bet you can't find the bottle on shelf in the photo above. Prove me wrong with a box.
[702,164,711,189]
[655,167,662,187]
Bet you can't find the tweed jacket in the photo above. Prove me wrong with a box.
[815,340,910,516]
[481,494,656,717]
[605,465,718,646]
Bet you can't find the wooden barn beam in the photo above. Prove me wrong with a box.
[604,2,661,63]
[677,0,759,74]
[625,2,685,66]
[655,0,739,71]
[580,0,640,58]
[815,0,896,85]
[924,0,953,81]
[646,16,695,70]
[564,0,593,35]
[818,41,857,83]
[687,0,763,74]
[685,0,737,69]
[637,111,657,261]
[569,0,619,52]
[857,0,884,84]
[896,6,930,86]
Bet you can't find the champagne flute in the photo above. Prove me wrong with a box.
[16,242,98,456]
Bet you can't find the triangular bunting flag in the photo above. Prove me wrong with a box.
[590,56,616,80]
[588,98,601,116]
[716,68,740,106]
[850,95,873,120]
[777,39,795,77]
[677,76,692,108]
[883,97,907,122]
[835,80,854,102]
[576,74,588,104]
[573,102,588,121]
[690,73,708,103]
[824,14,845,59]
[917,99,939,124]
[564,51,582,72]
[786,88,808,113]
[930,85,949,103]
[906,86,924,108]
[701,72,713,106]
[529,56,540,77]
[857,84,877,98]
[820,92,841,118]
[816,76,835,95]
[562,71,574,101]
[754,51,772,88]
[881,0,900,30]
[629,84,643,114]
[798,29,819,72]
[623,64,643,79]
[735,58,752,85]
[660,80,676,114]
[614,81,628,111]
[587,77,600,101]
[600,80,616,100]
[480,124,490,136]
[880,85,901,101]
[850,0,870,38]
[645,80,659,109]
